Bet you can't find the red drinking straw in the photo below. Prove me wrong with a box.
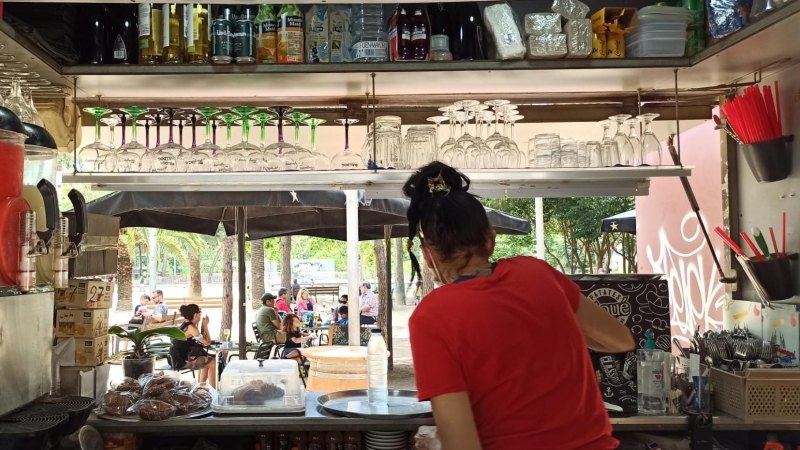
[714,227,746,256]
[740,231,766,261]
[783,212,787,257]
[775,80,783,136]
[769,227,779,258]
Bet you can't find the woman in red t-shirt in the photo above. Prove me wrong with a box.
[403,162,635,450]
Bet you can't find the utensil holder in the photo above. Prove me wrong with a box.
[741,135,794,183]
[736,252,798,302]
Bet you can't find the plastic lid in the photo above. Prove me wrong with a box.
[431,34,449,50]
[23,123,57,150]
[644,329,656,350]
[371,328,382,333]
[637,5,693,23]
[0,106,26,135]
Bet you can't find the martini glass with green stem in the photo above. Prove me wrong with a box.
[253,112,275,152]
[217,112,240,172]
[99,115,120,171]
[264,106,295,171]
[78,107,112,172]
[284,112,312,169]
[298,118,329,170]
[331,118,363,170]
[151,108,183,173]
[194,107,222,172]
[116,106,148,172]
[229,106,261,172]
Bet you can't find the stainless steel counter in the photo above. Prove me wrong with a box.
[87,393,800,434]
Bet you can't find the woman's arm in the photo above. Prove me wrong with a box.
[575,295,635,353]
[430,393,482,450]
[197,322,212,346]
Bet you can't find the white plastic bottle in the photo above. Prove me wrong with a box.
[367,328,388,406]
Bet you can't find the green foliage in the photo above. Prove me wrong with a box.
[108,325,186,359]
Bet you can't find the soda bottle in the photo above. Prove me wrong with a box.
[255,4,278,64]
[396,8,411,60]
[410,7,429,60]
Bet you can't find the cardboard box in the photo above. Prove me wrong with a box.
[590,7,638,34]
[55,308,109,338]
[58,336,109,367]
[59,365,111,401]
[569,274,670,414]
[56,279,114,309]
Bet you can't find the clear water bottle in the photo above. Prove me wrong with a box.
[350,4,389,62]
[367,328,388,406]
[637,330,670,415]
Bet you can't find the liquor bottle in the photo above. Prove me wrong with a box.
[185,3,209,64]
[79,4,108,64]
[139,3,164,64]
[396,8,411,60]
[163,4,185,63]
[255,4,278,64]
[325,431,343,450]
[109,4,138,64]
[289,431,307,450]
[234,5,257,63]
[343,431,361,450]
[211,5,234,64]
[307,432,325,450]
[410,7,429,61]
[429,3,451,56]
[450,2,485,60]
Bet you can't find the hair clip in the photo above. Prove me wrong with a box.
[427,173,451,194]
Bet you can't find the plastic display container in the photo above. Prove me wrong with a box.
[626,33,687,58]
[636,6,694,25]
[212,359,306,414]
[627,22,689,36]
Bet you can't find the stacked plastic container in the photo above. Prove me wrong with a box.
[626,6,693,58]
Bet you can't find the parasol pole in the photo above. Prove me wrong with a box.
[346,190,361,345]
[535,198,544,260]
[237,207,248,358]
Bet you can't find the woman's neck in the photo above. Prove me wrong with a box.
[439,256,493,284]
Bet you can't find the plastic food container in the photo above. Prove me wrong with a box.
[626,34,687,58]
[636,6,694,25]
[212,359,306,414]
[627,22,689,36]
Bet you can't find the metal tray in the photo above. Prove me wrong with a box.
[317,389,432,419]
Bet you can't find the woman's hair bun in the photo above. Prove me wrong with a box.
[402,162,470,199]
[179,305,189,315]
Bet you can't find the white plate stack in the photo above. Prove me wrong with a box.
[365,431,409,450]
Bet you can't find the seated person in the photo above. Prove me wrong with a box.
[295,288,316,314]
[336,306,349,325]
[332,294,348,322]
[169,304,216,388]
[275,287,292,314]
[280,313,315,368]
[256,292,281,344]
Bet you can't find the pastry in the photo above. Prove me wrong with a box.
[135,399,177,421]
[231,380,285,405]
[114,377,141,393]
[103,391,138,416]
[142,373,179,398]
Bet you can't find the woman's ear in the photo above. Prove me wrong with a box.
[487,230,497,256]
[421,245,436,270]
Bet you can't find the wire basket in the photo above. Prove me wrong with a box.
[710,368,800,422]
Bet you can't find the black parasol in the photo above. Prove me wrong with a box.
[601,209,636,234]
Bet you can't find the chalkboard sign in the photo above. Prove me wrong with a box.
[568,274,671,414]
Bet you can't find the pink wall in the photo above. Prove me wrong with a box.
[636,119,725,347]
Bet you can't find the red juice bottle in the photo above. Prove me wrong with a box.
[397,8,411,60]
[411,7,429,60]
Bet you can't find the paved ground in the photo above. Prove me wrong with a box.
[109,284,417,390]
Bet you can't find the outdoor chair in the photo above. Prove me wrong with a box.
[328,324,371,346]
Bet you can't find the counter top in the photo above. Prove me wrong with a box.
[87,393,800,434]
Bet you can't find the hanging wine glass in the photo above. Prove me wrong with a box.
[194,107,222,172]
[23,90,44,127]
[638,113,663,165]
[442,111,467,169]
[99,114,120,171]
[609,114,635,166]
[116,106,148,172]
[6,78,31,122]
[285,112,313,170]
[253,112,276,152]
[426,116,447,162]
[230,106,261,172]
[77,107,112,172]
[598,119,620,166]
[264,106,295,171]
[331,118,363,170]
[463,105,492,169]
[139,113,159,172]
[151,108,183,173]
[626,118,644,166]
[217,112,240,172]
[177,113,199,172]
[437,106,461,165]
[298,118,330,170]
[495,114,524,169]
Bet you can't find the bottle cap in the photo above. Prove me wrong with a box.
[216,6,235,21]
[644,329,656,350]
[431,34,449,50]
[371,328,382,333]
[237,5,257,21]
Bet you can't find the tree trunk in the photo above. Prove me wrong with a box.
[188,253,202,297]
[208,245,223,277]
[161,250,168,276]
[421,261,434,298]
[219,237,234,341]
[393,239,405,306]
[374,240,388,337]
[280,236,292,289]
[117,239,133,311]
[252,239,265,309]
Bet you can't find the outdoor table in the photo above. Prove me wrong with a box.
[301,346,389,393]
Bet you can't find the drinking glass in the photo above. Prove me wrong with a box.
[558,139,578,168]
[586,141,603,167]
[405,126,438,168]
[331,118,363,170]
[151,108,182,173]
[78,107,112,172]
[264,106,295,171]
[217,112,240,172]
[194,107,222,172]
[598,120,620,167]
[626,118,644,166]
[437,105,461,162]
[99,115,120,171]
[576,141,587,168]
[116,106,148,172]
[230,106,261,172]
[530,133,559,168]
[426,116,448,161]
[362,115,403,169]
[638,113,663,165]
[285,112,313,170]
[253,113,276,152]
[609,114,635,166]
[298,118,330,170]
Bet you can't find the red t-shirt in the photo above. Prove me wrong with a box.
[409,256,617,450]
[275,299,291,314]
